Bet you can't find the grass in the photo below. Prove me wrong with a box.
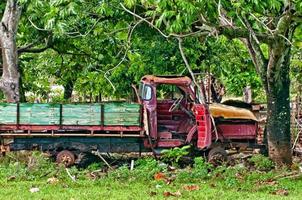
[0,152,302,200]
[1,178,302,200]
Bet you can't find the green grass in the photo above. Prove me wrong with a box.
[1,178,302,200]
[1,152,302,200]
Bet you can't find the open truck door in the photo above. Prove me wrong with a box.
[139,82,158,140]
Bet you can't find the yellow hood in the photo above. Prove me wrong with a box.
[209,103,257,121]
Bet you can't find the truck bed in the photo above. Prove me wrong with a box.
[0,102,143,137]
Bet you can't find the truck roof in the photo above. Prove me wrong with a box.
[141,75,192,86]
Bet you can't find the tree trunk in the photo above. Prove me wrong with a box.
[18,64,26,102]
[266,81,291,164]
[63,80,74,100]
[266,39,292,165]
[0,0,21,102]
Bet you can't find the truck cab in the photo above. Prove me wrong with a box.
[139,75,260,154]
[139,75,211,149]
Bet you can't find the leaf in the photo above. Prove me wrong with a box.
[182,184,200,191]
[124,0,137,8]
[154,172,166,181]
[163,191,181,197]
[272,189,289,196]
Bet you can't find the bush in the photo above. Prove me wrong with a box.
[0,151,57,181]
[108,157,164,181]
[176,157,213,182]
[161,146,190,166]
[192,157,212,179]
[248,154,274,171]
[107,165,132,180]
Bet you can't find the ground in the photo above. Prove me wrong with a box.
[0,152,302,200]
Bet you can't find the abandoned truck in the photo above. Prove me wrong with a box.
[0,75,262,165]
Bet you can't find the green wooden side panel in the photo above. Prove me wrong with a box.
[19,103,60,125]
[0,103,17,124]
[0,102,141,126]
[62,104,101,125]
[104,103,141,126]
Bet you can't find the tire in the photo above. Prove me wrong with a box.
[208,147,227,166]
[56,150,75,167]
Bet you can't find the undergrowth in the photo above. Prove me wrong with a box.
[0,150,300,198]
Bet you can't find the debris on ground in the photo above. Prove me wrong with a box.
[163,191,181,197]
[272,189,289,196]
[182,184,200,191]
[29,187,40,193]
[47,177,59,184]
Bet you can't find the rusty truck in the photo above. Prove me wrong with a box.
[0,75,262,165]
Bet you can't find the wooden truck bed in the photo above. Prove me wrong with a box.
[0,102,143,137]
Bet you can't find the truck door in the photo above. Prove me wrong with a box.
[140,83,158,140]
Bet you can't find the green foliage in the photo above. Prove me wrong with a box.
[161,145,190,165]
[177,157,213,182]
[108,157,164,181]
[0,0,299,106]
[134,157,163,177]
[191,157,213,179]
[0,151,56,181]
[249,154,275,171]
[11,0,270,102]
[86,162,104,171]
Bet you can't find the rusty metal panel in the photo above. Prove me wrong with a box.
[0,103,17,124]
[62,104,101,125]
[103,103,141,126]
[19,103,60,125]
[217,123,257,139]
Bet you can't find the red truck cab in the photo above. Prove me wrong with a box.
[139,75,260,158]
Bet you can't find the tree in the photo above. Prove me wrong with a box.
[122,0,302,164]
[0,0,21,102]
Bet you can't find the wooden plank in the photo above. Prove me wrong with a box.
[103,103,141,126]
[62,104,101,125]
[19,103,60,125]
[0,103,17,124]
[104,102,140,113]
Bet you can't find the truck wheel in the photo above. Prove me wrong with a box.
[208,147,227,166]
[56,150,75,167]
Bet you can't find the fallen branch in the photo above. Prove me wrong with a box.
[92,150,113,170]
[273,171,302,180]
[65,167,76,182]
[278,173,302,180]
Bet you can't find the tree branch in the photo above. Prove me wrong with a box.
[178,37,206,104]
[18,46,50,54]
[242,16,268,92]
[120,3,209,39]
[18,36,52,54]
[104,19,144,92]
[17,42,38,52]
[28,17,50,32]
